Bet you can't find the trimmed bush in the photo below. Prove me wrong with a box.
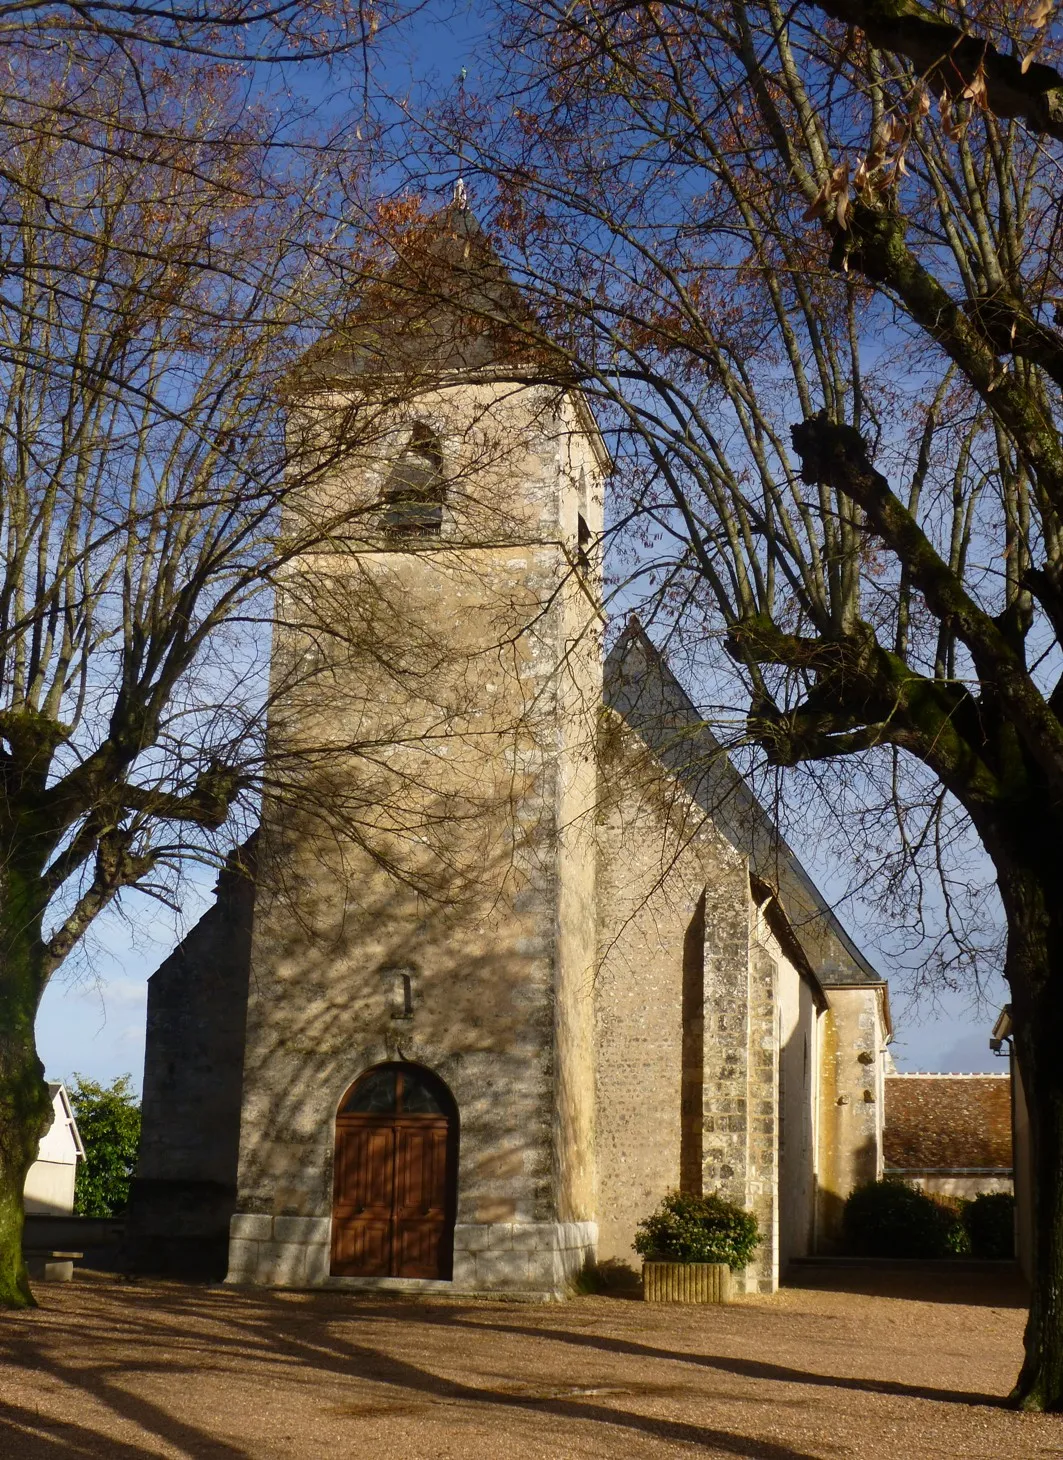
[963,1192,1015,1259]
[633,1190,760,1271]
[842,1179,957,1258]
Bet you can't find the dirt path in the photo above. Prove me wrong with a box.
[0,1265,1060,1458]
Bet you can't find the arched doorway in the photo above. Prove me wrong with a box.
[331,1063,458,1279]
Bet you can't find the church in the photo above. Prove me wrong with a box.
[128,204,892,1297]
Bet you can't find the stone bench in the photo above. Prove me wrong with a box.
[25,1249,83,1283]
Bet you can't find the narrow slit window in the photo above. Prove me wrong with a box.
[577,512,591,570]
[576,467,591,570]
[379,423,445,537]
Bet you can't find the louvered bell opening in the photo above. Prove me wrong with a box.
[379,424,445,538]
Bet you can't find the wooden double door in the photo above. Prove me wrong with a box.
[330,1063,458,1280]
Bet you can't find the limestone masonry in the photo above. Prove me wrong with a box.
[129,203,892,1296]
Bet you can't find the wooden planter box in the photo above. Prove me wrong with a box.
[642,1260,732,1304]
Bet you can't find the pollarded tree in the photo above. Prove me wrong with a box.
[415,0,1063,1410]
[0,48,456,1308]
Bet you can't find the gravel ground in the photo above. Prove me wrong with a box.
[1,1263,1060,1459]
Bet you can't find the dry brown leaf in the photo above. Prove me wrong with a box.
[962,61,989,110]
[832,161,851,229]
[802,181,830,221]
[805,161,852,224]
[939,90,966,142]
[1030,0,1053,32]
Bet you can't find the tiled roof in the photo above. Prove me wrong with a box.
[884,1074,1012,1171]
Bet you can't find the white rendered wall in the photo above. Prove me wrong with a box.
[25,1086,82,1214]
[24,1161,77,1215]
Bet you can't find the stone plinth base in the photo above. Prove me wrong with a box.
[226,1215,597,1297]
[642,1261,732,1304]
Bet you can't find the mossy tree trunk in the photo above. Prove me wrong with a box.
[0,860,52,1308]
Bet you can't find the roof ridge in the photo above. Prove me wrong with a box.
[888,1070,1010,1077]
[603,622,885,989]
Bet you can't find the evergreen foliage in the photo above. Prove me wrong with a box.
[633,1190,760,1271]
[69,1075,141,1218]
[843,1179,958,1259]
[964,1192,1016,1260]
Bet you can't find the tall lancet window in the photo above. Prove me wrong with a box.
[379,422,446,537]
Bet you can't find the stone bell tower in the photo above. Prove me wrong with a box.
[224,203,609,1292]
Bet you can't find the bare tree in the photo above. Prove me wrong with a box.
[0,46,436,1307]
[391,0,1063,1409]
[0,0,384,62]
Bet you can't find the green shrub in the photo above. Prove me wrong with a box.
[633,1190,760,1271]
[938,1197,972,1256]
[69,1074,141,1217]
[842,1179,957,1258]
[963,1192,1015,1259]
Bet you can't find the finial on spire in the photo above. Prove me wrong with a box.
[454,67,469,212]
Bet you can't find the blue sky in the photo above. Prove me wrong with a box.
[34,1,1011,1094]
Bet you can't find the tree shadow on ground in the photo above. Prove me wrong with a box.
[0,1397,239,1460]
[426,1312,1009,1410]
[215,1298,828,1459]
[126,1280,1016,1414]
[0,1284,824,1460]
[2,1271,1033,1460]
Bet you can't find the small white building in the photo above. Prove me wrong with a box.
[24,1083,84,1215]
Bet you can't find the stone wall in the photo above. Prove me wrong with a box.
[593,714,833,1294]
[226,379,604,1292]
[229,1213,596,1295]
[909,1174,1013,1199]
[552,403,603,1225]
[769,926,820,1272]
[127,855,254,1276]
[593,716,752,1277]
[744,939,779,1292]
[815,984,887,1250]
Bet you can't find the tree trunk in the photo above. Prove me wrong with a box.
[1012,1034,1063,1411]
[996,851,1063,1410]
[0,865,53,1308]
[0,1018,50,1307]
